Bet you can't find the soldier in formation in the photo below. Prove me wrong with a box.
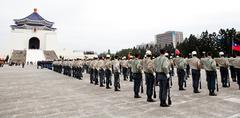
[121,56,129,81]
[131,53,143,98]
[154,49,171,107]
[142,50,156,102]
[174,53,187,91]
[105,54,113,89]
[201,52,217,96]
[215,52,230,87]
[112,55,121,91]
[188,51,201,93]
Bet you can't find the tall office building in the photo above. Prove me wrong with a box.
[155,31,183,48]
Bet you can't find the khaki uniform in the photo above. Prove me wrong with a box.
[201,57,217,95]
[154,55,170,105]
[188,56,201,92]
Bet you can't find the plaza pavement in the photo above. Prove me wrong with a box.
[0,65,240,118]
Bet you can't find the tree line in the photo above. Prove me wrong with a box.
[115,28,240,58]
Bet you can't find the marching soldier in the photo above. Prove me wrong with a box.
[174,54,187,91]
[105,54,112,89]
[188,51,201,93]
[233,52,240,90]
[202,52,217,96]
[112,55,121,91]
[216,52,229,87]
[142,50,156,102]
[131,53,143,98]
[154,49,170,107]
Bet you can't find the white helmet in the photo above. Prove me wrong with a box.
[122,56,126,59]
[106,54,110,58]
[165,53,169,56]
[219,52,224,55]
[192,51,197,55]
[146,50,152,55]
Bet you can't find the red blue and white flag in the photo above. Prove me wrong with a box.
[232,43,240,52]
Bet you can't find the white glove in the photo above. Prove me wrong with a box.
[166,74,170,78]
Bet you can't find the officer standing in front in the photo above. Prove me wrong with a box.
[142,50,156,102]
[131,53,143,98]
[154,49,170,107]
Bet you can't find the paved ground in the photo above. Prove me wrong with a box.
[0,65,240,118]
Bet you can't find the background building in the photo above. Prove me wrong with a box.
[155,31,183,48]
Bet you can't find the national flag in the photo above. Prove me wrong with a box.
[232,43,240,52]
[175,49,180,55]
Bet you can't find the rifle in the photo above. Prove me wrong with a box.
[215,71,219,92]
[153,75,156,98]
[184,70,187,87]
[227,70,230,87]
[167,78,172,105]
[141,76,144,93]
[199,78,202,89]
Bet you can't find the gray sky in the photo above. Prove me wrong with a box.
[0,0,240,53]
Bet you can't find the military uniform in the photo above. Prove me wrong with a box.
[142,57,155,101]
[215,57,229,87]
[112,59,120,91]
[233,56,240,89]
[98,59,105,87]
[132,58,143,98]
[89,60,94,84]
[105,59,112,89]
[188,56,201,93]
[174,57,187,90]
[201,57,217,96]
[121,60,129,80]
[128,59,133,82]
[93,59,99,85]
[154,55,170,106]
[76,60,83,80]
[72,60,77,78]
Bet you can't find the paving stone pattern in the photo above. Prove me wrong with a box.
[0,65,240,118]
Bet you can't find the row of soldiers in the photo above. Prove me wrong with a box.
[51,50,240,107]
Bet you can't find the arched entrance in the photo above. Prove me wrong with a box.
[29,37,40,49]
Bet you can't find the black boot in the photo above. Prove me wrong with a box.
[160,100,169,107]
[115,87,120,91]
[134,93,141,98]
[147,97,156,102]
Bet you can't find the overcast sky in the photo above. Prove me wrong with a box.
[0,0,240,53]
